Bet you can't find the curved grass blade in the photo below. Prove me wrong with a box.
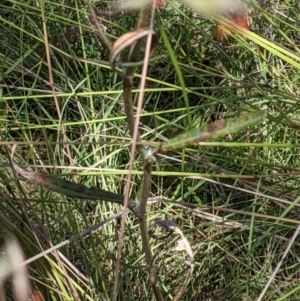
[11,161,138,214]
[149,219,194,301]
[153,110,266,155]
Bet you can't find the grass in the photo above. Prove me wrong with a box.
[1,0,300,300]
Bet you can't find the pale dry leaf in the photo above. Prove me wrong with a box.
[0,239,30,301]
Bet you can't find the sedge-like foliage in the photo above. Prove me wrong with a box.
[1,0,300,300]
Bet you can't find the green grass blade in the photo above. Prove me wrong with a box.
[154,110,266,154]
[11,161,138,211]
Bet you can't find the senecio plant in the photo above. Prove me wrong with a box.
[1,0,267,300]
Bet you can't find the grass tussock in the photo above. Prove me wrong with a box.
[1,0,300,300]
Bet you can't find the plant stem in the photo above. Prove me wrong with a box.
[138,159,164,301]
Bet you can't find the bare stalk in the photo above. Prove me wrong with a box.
[88,2,163,299]
[133,4,164,301]
[121,6,151,158]
[139,160,164,301]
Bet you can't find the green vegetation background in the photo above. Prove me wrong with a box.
[1,0,300,300]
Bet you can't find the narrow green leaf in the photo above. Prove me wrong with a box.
[153,110,266,154]
[12,161,138,214]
